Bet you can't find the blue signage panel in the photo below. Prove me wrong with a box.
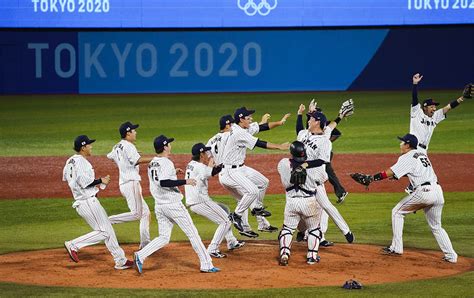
[1,0,473,28]
[0,32,78,94]
[77,30,389,93]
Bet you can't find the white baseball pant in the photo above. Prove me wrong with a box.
[108,181,151,247]
[136,201,214,271]
[68,197,128,267]
[389,184,457,261]
[315,183,351,239]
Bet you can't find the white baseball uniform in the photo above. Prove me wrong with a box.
[297,127,351,239]
[388,149,457,262]
[135,156,214,271]
[218,124,269,219]
[277,158,323,260]
[208,125,272,231]
[62,154,129,268]
[410,104,446,152]
[107,140,151,248]
[185,160,240,252]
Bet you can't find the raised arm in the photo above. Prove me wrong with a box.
[412,73,423,107]
[296,104,305,135]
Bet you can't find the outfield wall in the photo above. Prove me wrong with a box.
[0,27,472,94]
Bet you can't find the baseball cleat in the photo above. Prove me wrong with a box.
[200,267,221,273]
[306,256,321,265]
[381,247,402,256]
[337,192,349,204]
[115,259,134,270]
[229,212,244,232]
[134,253,143,274]
[258,225,278,233]
[239,230,259,238]
[279,254,289,266]
[319,240,334,247]
[209,251,227,258]
[251,207,272,217]
[345,232,354,243]
[442,256,457,264]
[228,241,246,251]
[64,241,79,263]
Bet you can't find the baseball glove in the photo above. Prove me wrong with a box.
[342,279,363,290]
[350,172,373,189]
[290,165,307,185]
[339,99,354,118]
[462,83,473,99]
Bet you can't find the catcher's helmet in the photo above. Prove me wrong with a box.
[290,141,307,162]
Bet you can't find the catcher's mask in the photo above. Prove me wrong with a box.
[290,141,307,162]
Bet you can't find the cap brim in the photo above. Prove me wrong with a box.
[168,138,175,143]
[248,109,255,115]
[203,146,211,151]
[397,136,406,142]
[87,139,96,145]
[131,124,139,129]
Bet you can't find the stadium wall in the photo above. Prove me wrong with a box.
[0,27,472,94]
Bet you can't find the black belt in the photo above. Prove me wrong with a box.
[419,144,427,149]
[223,164,244,169]
[285,185,316,196]
[420,181,438,186]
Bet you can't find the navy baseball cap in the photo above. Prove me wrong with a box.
[119,121,139,138]
[306,111,327,124]
[234,107,255,122]
[219,115,234,129]
[422,98,440,107]
[154,135,174,152]
[74,135,95,151]
[397,133,418,149]
[191,143,211,156]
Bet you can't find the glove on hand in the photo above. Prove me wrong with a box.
[350,172,373,189]
[339,99,354,118]
[290,166,307,185]
[463,83,473,99]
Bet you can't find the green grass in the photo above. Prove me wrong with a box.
[0,90,473,156]
[0,192,473,296]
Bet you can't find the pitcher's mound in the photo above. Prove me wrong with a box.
[0,241,472,289]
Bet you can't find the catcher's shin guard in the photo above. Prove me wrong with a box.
[307,227,322,257]
[278,225,294,258]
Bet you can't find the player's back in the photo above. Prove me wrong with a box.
[148,156,183,205]
[107,140,141,184]
[207,131,230,165]
[278,158,321,197]
[184,160,212,205]
[63,154,98,201]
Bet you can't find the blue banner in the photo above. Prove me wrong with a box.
[1,0,473,28]
[78,30,388,93]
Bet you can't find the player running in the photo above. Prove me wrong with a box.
[107,121,152,249]
[134,135,219,274]
[63,135,133,270]
[350,134,458,263]
[185,143,245,258]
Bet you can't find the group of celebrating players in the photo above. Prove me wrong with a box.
[62,74,471,273]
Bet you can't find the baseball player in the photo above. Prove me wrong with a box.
[219,107,290,233]
[63,135,133,270]
[350,134,457,263]
[277,141,324,266]
[207,114,279,238]
[134,135,220,274]
[107,121,151,249]
[185,143,245,258]
[305,100,349,203]
[410,73,468,152]
[295,107,355,247]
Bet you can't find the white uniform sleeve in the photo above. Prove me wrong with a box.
[239,131,258,149]
[125,143,141,166]
[433,109,446,124]
[324,126,333,138]
[75,159,95,189]
[410,104,422,118]
[106,149,114,160]
[247,122,260,135]
[277,158,290,188]
[319,138,332,162]
[390,154,414,179]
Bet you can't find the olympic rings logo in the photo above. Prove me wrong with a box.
[237,0,278,16]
